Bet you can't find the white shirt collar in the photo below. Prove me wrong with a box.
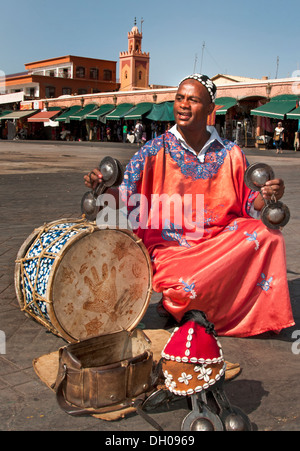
[169,124,224,163]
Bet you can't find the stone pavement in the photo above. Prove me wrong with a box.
[0,140,299,431]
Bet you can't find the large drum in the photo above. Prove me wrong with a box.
[15,219,152,343]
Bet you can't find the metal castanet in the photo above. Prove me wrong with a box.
[181,392,224,431]
[244,162,290,229]
[210,385,253,431]
[81,156,124,221]
[180,382,252,431]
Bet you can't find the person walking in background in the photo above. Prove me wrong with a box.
[123,123,128,143]
[294,127,300,151]
[134,120,143,145]
[106,125,111,141]
[274,122,284,154]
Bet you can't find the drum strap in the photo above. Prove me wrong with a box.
[55,364,163,431]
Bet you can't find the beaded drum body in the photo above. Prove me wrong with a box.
[15,219,152,343]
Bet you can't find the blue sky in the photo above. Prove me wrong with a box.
[1,0,299,86]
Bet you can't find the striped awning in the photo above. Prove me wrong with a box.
[0,110,38,120]
[27,110,61,122]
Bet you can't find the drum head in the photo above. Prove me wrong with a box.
[49,228,152,342]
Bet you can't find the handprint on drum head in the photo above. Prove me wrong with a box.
[83,264,132,319]
[83,264,117,313]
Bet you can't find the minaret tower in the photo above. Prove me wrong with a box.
[119,18,150,91]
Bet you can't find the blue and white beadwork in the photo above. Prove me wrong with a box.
[20,221,90,324]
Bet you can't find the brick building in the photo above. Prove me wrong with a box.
[0,55,119,103]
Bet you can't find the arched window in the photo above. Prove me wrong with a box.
[139,71,142,80]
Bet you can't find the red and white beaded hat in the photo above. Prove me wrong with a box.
[161,311,226,396]
[162,320,224,364]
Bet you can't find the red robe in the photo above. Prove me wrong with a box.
[119,131,294,337]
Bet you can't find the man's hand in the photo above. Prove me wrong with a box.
[83,168,103,190]
[254,178,285,211]
[83,168,122,209]
[261,178,285,201]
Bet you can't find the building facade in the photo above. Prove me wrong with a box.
[0,55,119,104]
[1,22,299,148]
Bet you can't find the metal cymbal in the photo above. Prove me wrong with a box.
[181,393,224,431]
[80,191,98,221]
[181,402,224,431]
[244,163,275,191]
[99,156,119,187]
[211,386,253,431]
[81,156,124,221]
[222,408,253,431]
[261,202,291,229]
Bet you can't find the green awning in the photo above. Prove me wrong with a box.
[123,102,153,120]
[269,94,298,102]
[86,104,115,121]
[286,107,300,120]
[0,110,38,120]
[215,97,237,115]
[69,104,98,121]
[106,103,134,121]
[251,95,298,120]
[105,103,134,120]
[146,102,174,122]
[56,105,82,123]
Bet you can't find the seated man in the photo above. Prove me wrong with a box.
[84,74,294,338]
